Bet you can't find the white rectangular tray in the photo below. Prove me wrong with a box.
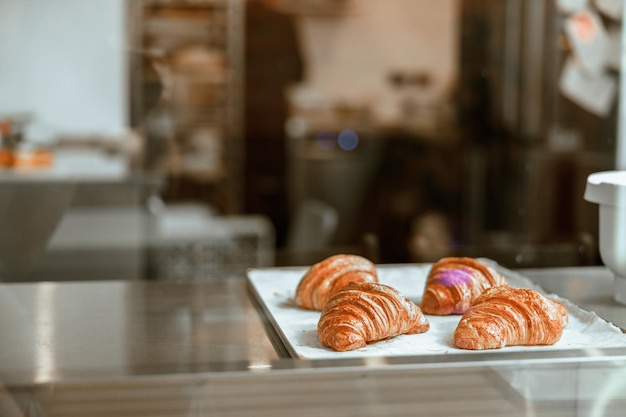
[247,260,626,359]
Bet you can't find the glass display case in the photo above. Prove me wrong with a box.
[1,1,626,416]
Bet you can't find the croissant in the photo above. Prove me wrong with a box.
[454,286,569,350]
[295,254,378,310]
[318,281,430,352]
[420,257,507,315]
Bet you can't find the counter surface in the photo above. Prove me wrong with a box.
[2,266,626,416]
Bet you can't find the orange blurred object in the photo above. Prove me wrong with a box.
[0,148,54,168]
[0,121,10,138]
[0,148,13,167]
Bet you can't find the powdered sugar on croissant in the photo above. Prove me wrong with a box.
[295,254,378,310]
[318,281,430,352]
[454,286,569,350]
[420,257,507,315]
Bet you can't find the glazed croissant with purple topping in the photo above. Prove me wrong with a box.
[420,257,507,315]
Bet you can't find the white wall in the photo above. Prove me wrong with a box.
[297,0,459,104]
[0,0,128,142]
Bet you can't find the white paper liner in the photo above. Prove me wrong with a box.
[247,260,626,359]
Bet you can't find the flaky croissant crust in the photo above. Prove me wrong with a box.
[420,257,507,315]
[295,254,378,310]
[318,281,430,352]
[454,286,569,350]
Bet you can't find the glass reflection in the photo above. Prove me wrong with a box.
[34,283,56,383]
[0,0,622,272]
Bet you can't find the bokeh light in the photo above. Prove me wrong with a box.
[338,129,359,151]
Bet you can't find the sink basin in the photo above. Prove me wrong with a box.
[0,181,75,279]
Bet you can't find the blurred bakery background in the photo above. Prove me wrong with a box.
[0,0,622,282]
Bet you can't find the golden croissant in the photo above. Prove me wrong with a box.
[318,281,430,352]
[295,254,378,310]
[420,257,507,315]
[454,286,569,350]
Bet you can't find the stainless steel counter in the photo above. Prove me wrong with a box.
[2,266,626,416]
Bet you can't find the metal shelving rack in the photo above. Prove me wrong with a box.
[128,0,245,214]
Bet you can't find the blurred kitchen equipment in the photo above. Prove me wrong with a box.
[0,154,165,281]
[148,205,275,280]
[286,198,338,252]
[584,171,626,304]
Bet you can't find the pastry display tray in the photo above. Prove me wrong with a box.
[247,260,626,360]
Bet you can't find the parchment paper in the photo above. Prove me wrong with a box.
[247,261,626,359]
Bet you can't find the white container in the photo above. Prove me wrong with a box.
[584,171,626,304]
